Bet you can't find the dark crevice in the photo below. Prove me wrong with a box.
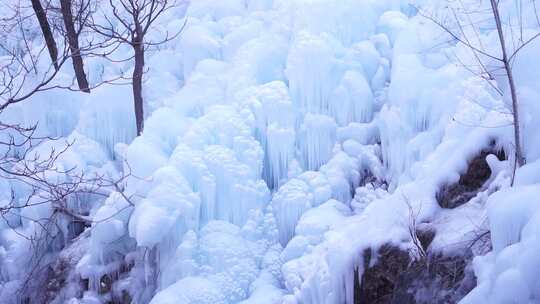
[354,244,476,304]
[436,145,506,209]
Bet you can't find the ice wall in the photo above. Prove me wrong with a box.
[3,0,540,303]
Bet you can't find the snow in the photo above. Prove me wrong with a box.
[128,166,201,247]
[377,11,409,45]
[460,183,540,304]
[180,24,222,79]
[149,277,227,304]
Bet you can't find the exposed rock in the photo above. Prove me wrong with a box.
[355,245,412,304]
[354,244,476,304]
[99,274,113,294]
[436,147,506,209]
[416,224,436,252]
[67,220,88,240]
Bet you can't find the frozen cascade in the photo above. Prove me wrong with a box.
[271,178,313,246]
[3,0,540,304]
[180,25,222,79]
[286,0,379,45]
[286,32,341,115]
[266,125,295,189]
[298,114,337,171]
[70,1,406,302]
[169,144,217,224]
[244,81,296,189]
[128,166,201,248]
[77,86,138,158]
[330,70,375,126]
[204,145,270,226]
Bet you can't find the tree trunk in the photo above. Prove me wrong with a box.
[60,0,90,93]
[133,41,145,136]
[31,0,59,71]
[490,0,525,171]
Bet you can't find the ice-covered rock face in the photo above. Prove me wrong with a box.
[3,0,540,303]
[460,183,540,304]
[107,0,393,301]
[149,218,282,304]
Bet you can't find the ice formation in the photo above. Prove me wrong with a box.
[1,0,540,303]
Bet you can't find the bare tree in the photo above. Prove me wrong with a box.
[59,0,91,92]
[89,0,184,136]
[0,0,129,110]
[0,2,70,107]
[0,4,144,300]
[489,0,531,169]
[0,121,138,302]
[419,0,540,182]
[0,10,70,110]
[0,1,183,300]
[30,0,60,71]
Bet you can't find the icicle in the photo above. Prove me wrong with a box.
[286,32,341,115]
[271,178,313,246]
[170,144,217,224]
[298,114,337,171]
[243,81,296,189]
[265,125,295,189]
[77,86,137,157]
[330,70,374,126]
[203,145,270,226]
